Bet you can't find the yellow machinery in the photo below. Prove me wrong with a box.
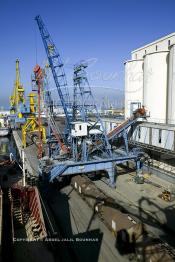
[21,83,46,156]
[22,116,46,149]
[22,92,46,149]
[28,93,36,113]
[22,93,46,149]
[10,59,25,117]
[9,60,46,156]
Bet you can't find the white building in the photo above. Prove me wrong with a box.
[125,32,175,124]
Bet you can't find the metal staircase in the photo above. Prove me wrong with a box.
[12,198,23,228]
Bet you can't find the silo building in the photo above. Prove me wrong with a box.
[126,33,175,165]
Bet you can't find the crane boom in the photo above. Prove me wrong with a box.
[10,59,25,114]
[35,15,71,132]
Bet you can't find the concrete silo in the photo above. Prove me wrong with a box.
[143,51,169,123]
[167,44,175,124]
[124,59,143,119]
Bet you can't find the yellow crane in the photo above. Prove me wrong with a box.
[21,66,46,156]
[10,59,25,117]
[9,59,46,155]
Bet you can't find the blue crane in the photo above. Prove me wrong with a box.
[35,15,72,134]
[36,15,147,187]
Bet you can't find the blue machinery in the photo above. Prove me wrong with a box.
[36,15,146,187]
[72,61,112,161]
[35,15,71,134]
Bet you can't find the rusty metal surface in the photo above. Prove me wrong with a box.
[11,186,47,240]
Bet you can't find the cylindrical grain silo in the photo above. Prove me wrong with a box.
[124,59,143,119]
[143,51,169,123]
[167,44,175,125]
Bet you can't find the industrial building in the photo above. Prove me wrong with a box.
[125,32,175,124]
[125,33,175,156]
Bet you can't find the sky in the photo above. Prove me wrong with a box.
[0,0,175,109]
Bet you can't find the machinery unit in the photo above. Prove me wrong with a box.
[9,59,39,128]
[21,65,46,153]
[71,122,88,137]
[71,61,112,162]
[9,59,46,151]
[36,15,148,187]
[21,115,46,150]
